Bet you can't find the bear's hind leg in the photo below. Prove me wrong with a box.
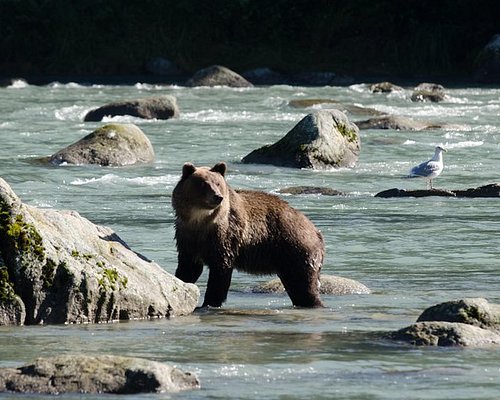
[278,268,323,308]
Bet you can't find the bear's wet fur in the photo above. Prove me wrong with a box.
[172,162,324,308]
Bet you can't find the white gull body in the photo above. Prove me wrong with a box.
[408,146,446,189]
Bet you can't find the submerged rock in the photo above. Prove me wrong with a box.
[289,99,383,117]
[253,275,371,296]
[84,95,179,121]
[0,355,200,394]
[390,298,500,346]
[278,186,345,196]
[186,65,253,87]
[410,82,446,102]
[49,123,155,166]
[375,184,500,198]
[242,109,360,169]
[0,178,199,325]
[355,115,434,131]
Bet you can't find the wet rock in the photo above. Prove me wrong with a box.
[242,67,287,85]
[49,123,155,166]
[410,82,446,102]
[0,355,200,394]
[356,115,431,131]
[391,321,500,346]
[252,275,371,296]
[0,177,199,325]
[375,184,500,198]
[84,95,179,121]
[242,109,360,169]
[186,65,253,87]
[417,298,500,329]
[474,34,500,83]
[369,81,403,93]
[390,298,500,346]
[278,186,345,196]
[289,99,383,117]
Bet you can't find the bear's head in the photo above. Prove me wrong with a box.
[172,162,229,222]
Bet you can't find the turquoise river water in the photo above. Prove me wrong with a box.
[0,80,499,399]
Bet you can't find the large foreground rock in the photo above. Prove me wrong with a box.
[390,298,500,346]
[375,183,500,198]
[84,95,179,121]
[242,109,361,169]
[0,355,199,394]
[49,123,155,166]
[252,275,370,296]
[186,65,253,87]
[0,178,199,325]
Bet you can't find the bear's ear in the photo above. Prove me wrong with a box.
[181,163,196,179]
[211,162,226,177]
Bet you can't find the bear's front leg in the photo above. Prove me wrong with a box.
[175,251,204,284]
[202,267,233,307]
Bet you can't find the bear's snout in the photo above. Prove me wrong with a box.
[212,194,224,206]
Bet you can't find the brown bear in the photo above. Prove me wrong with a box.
[172,162,324,308]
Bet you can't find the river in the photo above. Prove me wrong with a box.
[0,79,499,399]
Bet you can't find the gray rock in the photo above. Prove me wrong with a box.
[356,115,430,131]
[474,34,500,83]
[411,82,446,102]
[278,186,345,196]
[253,275,371,296]
[369,81,403,93]
[391,321,500,346]
[242,109,361,169]
[84,95,179,121]
[417,298,500,330]
[289,99,383,117]
[0,355,200,394]
[375,184,500,198]
[49,123,155,166]
[186,65,253,87]
[390,298,500,346]
[0,178,199,325]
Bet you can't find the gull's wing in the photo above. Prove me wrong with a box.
[409,160,441,177]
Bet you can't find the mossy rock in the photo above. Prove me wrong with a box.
[242,109,360,169]
[49,123,155,166]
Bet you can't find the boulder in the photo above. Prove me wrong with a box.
[356,115,431,131]
[0,355,199,394]
[252,275,371,296]
[474,34,500,83]
[375,184,500,198]
[391,321,500,346]
[278,186,345,196]
[49,123,155,166]
[0,177,199,325]
[410,82,446,102]
[185,65,253,87]
[390,298,500,346]
[288,99,383,117]
[369,81,403,93]
[84,95,179,121]
[242,109,361,169]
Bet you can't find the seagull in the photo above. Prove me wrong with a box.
[408,146,447,189]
